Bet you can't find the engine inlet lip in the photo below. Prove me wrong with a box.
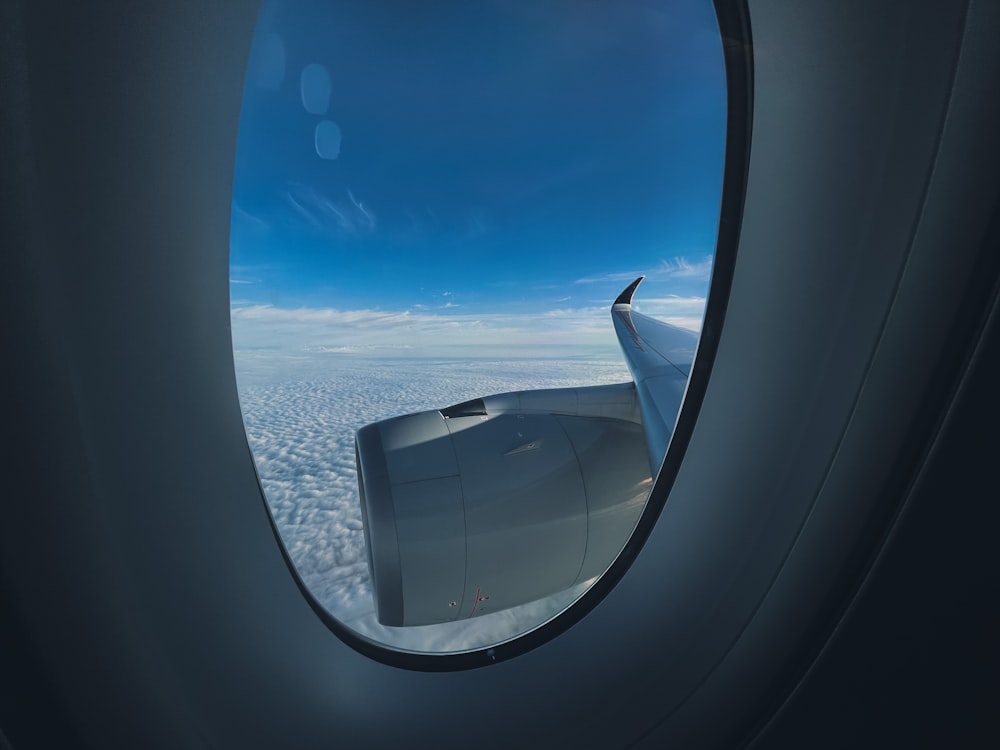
[355,423,404,627]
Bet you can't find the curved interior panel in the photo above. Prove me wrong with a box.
[2,1,998,748]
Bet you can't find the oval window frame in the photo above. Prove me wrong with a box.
[238,0,754,671]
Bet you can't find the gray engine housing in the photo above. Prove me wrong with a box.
[355,383,651,627]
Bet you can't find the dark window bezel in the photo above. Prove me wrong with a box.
[243,0,753,671]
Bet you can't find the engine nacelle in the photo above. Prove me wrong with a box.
[355,384,651,626]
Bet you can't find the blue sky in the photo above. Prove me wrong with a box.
[230,0,726,355]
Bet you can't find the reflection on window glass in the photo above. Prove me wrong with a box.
[231,0,725,653]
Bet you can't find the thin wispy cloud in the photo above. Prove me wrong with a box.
[465,210,489,239]
[347,189,376,230]
[285,183,377,236]
[634,294,706,312]
[574,269,643,285]
[230,199,272,235]
[658,255,713,279]
[631,295,706,332]
[285,189,321,227]
[574,254,713,285]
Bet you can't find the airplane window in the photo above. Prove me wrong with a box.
[230,0,727,657]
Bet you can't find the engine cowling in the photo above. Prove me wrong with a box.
[355,384,651,626]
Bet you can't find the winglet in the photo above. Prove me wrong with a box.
[612,276,645,308]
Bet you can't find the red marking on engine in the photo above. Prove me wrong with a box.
[469,587,487,617]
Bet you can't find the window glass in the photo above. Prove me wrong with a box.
[231,0,725,653]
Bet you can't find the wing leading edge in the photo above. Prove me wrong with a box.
[611,276,699,476]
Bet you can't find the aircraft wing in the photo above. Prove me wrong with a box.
[355,276,697,626]
[611,276,700,475]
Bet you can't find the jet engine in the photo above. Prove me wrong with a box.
[355,383,652,626]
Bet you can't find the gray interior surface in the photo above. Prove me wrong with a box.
[2,1,998,749]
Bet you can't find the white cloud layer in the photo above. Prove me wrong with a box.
[236,354,638,651]
[231,296,705,359]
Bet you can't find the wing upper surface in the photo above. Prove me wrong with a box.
[611,276,699,475]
